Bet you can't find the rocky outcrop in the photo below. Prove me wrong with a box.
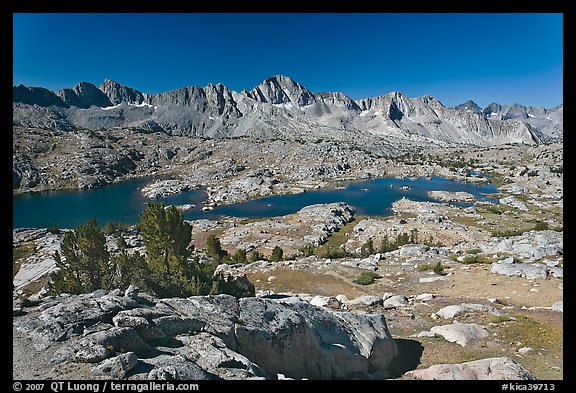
[429,190,475,202]
[141,179,192,199]
[499,195,529,211]
[490,258,550,279]
[405,357,535,380]
[219,202,355,255]
[479,230,563,262]
[13,154,40,189]
[13,289,398,380]
[213,264,255,298]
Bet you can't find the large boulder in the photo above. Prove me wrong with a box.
[91,352,138,379]
[429,322,489,347]
[405,357,535,380]
[234,296,398,379]
[213,264,255,298]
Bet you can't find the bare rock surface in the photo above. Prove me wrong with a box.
[405,357,535,380]
[13,290,398,380]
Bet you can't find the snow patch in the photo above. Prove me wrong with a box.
[128,102,157,110]
[101,104,121,111]
[273,102,295,110]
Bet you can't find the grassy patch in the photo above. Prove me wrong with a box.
[313,216,364,257]
[21,275,50,298]
[418,261,447,275]
[237,217,268,225]
[491,229,525,237]
[461,254,490,264]
[491,315,513,324]
[498,313,563,379]
[417,263,435,272]
[247,268,363,298]
[353,271,381,285]
[13,242,36,278]
[532,220,549,231]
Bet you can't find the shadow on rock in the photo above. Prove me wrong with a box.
[387,338,424,378]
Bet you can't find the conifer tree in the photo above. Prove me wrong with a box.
[48,219,111,295]
[270,245,284,262]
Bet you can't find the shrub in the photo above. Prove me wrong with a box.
[533,221,549,231]
[417,264,434,272]
[491,229,524,237]
[378,232,413,253]
[299,245,315,257]
[47,226,60,234]
[433,261,447,275]
[270,246,284,262]
[360,239,375,258]
[467,248,482,254]
[231,249,247,264]
[249,250,266,262]
[461,254,489,264]
[353,271,381,285]
[317,246,350,259]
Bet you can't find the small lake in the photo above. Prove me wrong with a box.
[12,176,498,229]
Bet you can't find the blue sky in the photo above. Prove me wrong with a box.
[13,13,563,108]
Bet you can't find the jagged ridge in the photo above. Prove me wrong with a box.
[12,76,563,146]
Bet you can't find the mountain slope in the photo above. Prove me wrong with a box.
[12,76,562,147]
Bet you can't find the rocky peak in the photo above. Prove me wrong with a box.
[13,85,65,107]
[453,100,482,114]
[249,75,316,108]
[482,103,503,118]
[315,92,361,112]
[501,103,529,120]
[204,83,241,117]
[57,81,112,109]
[99,79,146,105]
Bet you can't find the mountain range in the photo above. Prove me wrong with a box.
[13,75,563,146]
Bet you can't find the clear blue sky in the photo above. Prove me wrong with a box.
[13,13,563,108]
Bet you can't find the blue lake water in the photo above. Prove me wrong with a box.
[12,176,498,229]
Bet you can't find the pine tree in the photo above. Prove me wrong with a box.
[138,202,194,297]
[360,238,375,258]
[231,249,247,264]
[270,246,284,262]
[206,234,228,264]
[249,250,265,262]
[47,219,111,295]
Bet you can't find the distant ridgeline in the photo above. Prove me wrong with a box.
[13,75,562,146]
